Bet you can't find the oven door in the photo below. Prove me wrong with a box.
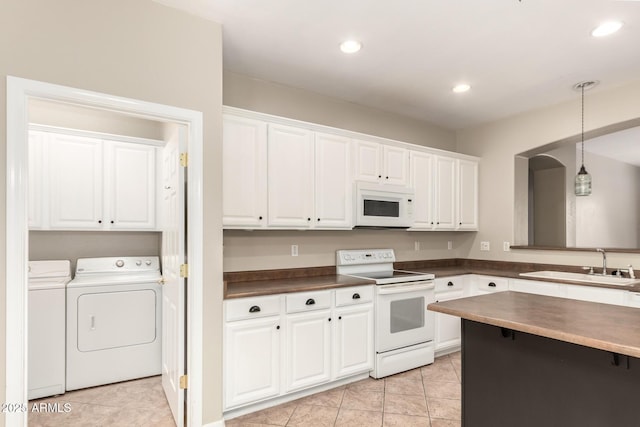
[375,281,435,353]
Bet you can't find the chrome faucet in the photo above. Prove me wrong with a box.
[596,248,607,275]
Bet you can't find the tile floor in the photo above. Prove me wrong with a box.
[227,352,462,427]
[28,376,175,427]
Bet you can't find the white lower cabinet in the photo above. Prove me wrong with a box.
[224,286,373,411]
[333,303,374,378]
[434,277,465,354]
[224,315,281,408]
[469,275,509,295]
[509,279,565,297]
[626,292,640,308]
[223,295,282,409]
[564,284,626,306]
[284,309,332,392]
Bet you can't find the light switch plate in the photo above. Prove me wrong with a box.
[480,241,490,251]
[503,241,511,251]
[291,245,298,256]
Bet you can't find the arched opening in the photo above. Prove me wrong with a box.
[529,154,566,246]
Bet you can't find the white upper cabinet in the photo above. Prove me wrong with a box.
[221,108,479,232]
[457,159,479,230]
[433,156,457,230]
[314,133,352,229]
[353,139,409,186]
[409,151,434,229]
[48,133,104,229]
[222,115,268,228]
[106,141,157,230]
[30,130,159,231]
[268,124,315,227]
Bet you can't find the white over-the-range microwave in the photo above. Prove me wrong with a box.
[353,181,414,228]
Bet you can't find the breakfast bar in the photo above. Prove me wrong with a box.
[428,291,640,427]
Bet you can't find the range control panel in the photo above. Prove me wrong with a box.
[336,249,395,265]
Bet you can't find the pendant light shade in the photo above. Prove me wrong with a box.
[574,81,597,196]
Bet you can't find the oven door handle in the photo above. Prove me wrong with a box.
[377,281,434,295]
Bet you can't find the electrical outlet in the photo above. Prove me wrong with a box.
[503,241,511,251]
[480,241,490,251]
[414,241,420,251]
[447,241,453,250]
[291,245,298,256]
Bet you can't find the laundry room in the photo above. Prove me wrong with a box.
[26,98,180,425]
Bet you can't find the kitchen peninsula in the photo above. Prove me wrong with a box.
[428,291,640,427]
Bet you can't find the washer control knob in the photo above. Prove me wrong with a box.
[136,260,142,266]
[115,260,125,268]
[145,260,152,266]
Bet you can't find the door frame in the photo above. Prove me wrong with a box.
[5,76,204,426]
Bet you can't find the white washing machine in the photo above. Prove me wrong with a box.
[28,260,71,400]
[66,256,162,391]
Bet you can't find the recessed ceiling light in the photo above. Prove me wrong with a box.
[591,21,623,37]
[452,84,471,93]
[340,40,362,54]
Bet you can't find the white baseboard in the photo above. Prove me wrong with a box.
[202,419,226,427]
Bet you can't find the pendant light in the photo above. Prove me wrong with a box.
[574,81,597,196]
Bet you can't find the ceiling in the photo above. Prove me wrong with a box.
[154,0,640,130]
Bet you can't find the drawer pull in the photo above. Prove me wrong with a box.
[305,298,316,306]
[249,305,261,313]
[447,281,454,287]
[352,293,361,299]
[488,282,497,288]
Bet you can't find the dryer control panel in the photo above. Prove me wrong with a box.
[75,257,160,275]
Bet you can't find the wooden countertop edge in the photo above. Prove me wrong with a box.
[428,293,640,358]
[224,275,375,299]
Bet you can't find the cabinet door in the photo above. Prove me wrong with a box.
[434,278,464,353]
[509,279,565,297]
[222,115,268,228]
[383,145,408,186]
[457,159,478,230]
[285,310,332,392]
[268,124,315,227]
[314,133,351,229]
[409,151,434,229]
[333,304,373,378]
[48,133,104,229]
[224,316,281,409]
[434,156,457,230]
[106,141,157,230]
[28,131,46,229]
[564,284,626,306]
[353,139,381,183]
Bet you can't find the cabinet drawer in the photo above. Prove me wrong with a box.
[475,277,508,293]
[435,278,464,293]
[335,286,373,307]
[286,290,331,314]
[225,295,282,322]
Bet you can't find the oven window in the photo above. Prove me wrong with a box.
[390,297,425,333]
[364,199,400,217]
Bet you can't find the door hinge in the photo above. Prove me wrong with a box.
[179,374,188,390]
[180,152,189,167]
[180,264,189,278]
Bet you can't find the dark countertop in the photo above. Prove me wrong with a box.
[225,274,375,299]
[224,259,640,299]
[428,291,640,358]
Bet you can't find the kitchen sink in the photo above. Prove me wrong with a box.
[519,270,639,286]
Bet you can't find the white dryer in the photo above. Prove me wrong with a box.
[66,256,162,391]
[28,260,71,400]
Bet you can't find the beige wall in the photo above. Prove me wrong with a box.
[29,231,161,272]
[0,0,223,425]
[224,71,456,151]
[456,79,640,270]
[222,72,463,272]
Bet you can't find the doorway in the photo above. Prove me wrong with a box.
[6,77,204,426]
[528,154,567,246]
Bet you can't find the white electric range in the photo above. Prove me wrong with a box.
[336,249,435,378]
